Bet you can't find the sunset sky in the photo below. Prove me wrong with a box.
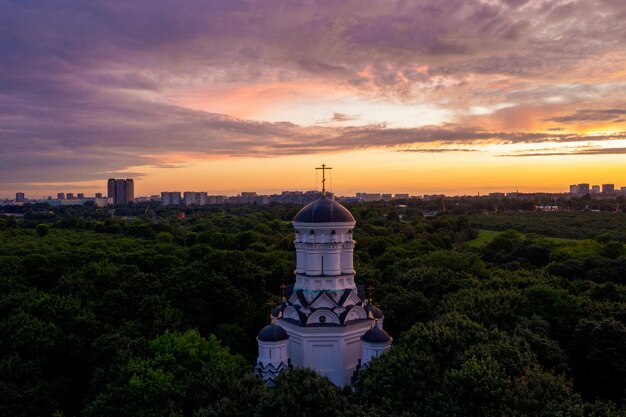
[1,0,625,197]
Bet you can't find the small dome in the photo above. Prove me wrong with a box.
[368,306,384,319]
[258,324,289,342]
[271,305,284,318]
[362,325,391,343]
[293,196,355,223]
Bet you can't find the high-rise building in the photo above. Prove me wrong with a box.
[578,183,590,194]
[602,184,615,193]
[591,185,600,194]
[107,179,116,200]
[77,193,85,199]
[183,191,208,206]
[161,191,182,206]
[66,193,75,199]
[569,184,579,194]
[95,192,103,199]
[125,179,134,203]
[108,178,134,204]
[15,192,25,202]
[57,192,65,200]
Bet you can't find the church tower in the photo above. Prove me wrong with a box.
[255,166,392,387]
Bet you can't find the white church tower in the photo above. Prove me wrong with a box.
[255,165,392,387]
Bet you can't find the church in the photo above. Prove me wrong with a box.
[254,166,392,387]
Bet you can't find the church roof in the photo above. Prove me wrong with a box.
[293,196,355,223]
[362,325,391,343]
[258,324,289,342]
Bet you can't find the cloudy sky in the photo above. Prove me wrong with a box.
[1,0,625,197]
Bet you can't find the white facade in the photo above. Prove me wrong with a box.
[293,220,356,291]
[360,325,393,369]
[278,318,371,386]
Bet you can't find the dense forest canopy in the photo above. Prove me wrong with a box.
[1,201,625,417]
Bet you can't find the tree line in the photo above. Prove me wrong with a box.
[1,203,625,416]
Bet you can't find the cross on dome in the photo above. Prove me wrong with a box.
[315,164,332,196]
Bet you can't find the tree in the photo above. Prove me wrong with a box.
[36,224,50,237]
[84,330,259,417]
[155,231,174,243]
[254,369,350,417]
[568,318,626,402]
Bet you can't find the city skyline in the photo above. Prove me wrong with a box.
[2,1,626,196]
[5,176,626,202]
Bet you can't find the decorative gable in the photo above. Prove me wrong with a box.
[310,292,337,309]
[341,289,362,307]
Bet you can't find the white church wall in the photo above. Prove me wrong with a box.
[278,319,371,387]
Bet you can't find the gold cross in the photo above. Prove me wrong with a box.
[279,283,287,300]
[266,300,277,323]
[315,164,332,196]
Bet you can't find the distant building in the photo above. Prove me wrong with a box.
[602,184,615,193]
[591,185,600,194]
[423,194,445,200]
[95,192,103,199]
[578,183,590,193]
[57,192,65,200]
[161,191,182,206]
[42,198,108,207]
[488,192,505,198]
[394,193,410,199]
[240,192,258,203]
[569,184,579,194]
[66,193,75,200]
[622,187,626,194]
[108,178,134,204]
[267,191,327,205]
[15,192,25,202]
[183,191,208,206]
[536,205,559,212]
[107,179,116,200]
[207,195,226,204]
[356,192,382,202]
[77,193,85,199]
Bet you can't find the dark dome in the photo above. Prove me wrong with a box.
[362,325,391,343]
[368,305,384,319]
[258,324,289,342]
[271,305,284,318]
[293,196,355,223]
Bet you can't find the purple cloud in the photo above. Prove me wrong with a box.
[545,108,626,123]
[1,0,626,188]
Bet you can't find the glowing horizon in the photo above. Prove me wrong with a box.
[2,1,625,198]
